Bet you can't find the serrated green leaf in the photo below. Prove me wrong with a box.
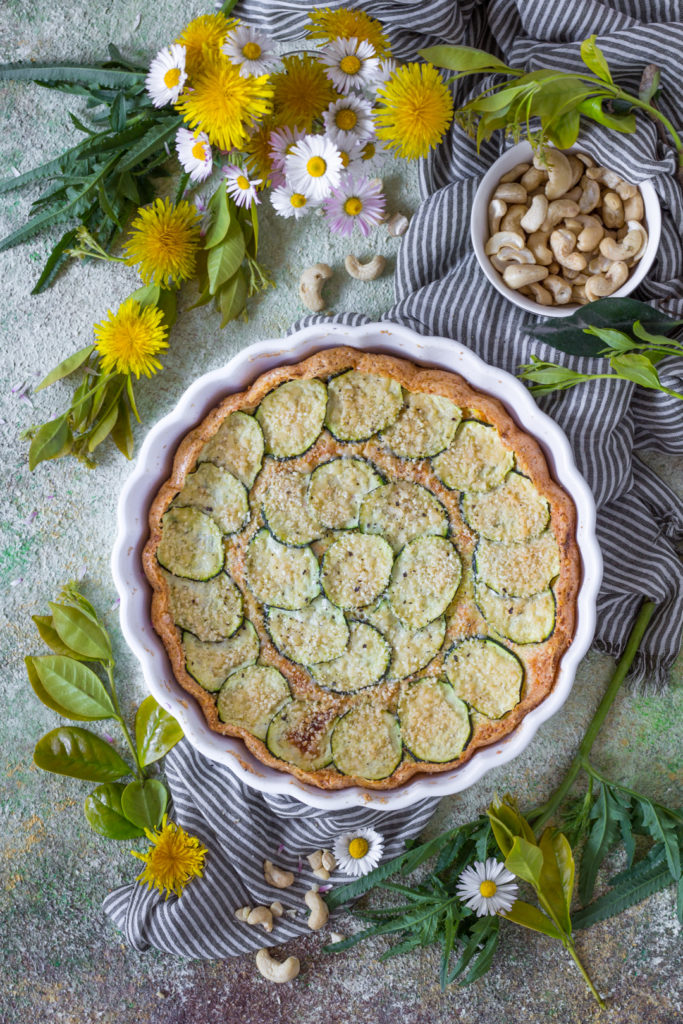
[115,118,179,174]
[110,91,127,132]
[207,226,246,293]
[636,798,681,880]
[579,783,620,903]
[32,654,115,719]
[0,62,144,88]
[31,228,80,294]
[418,45,519,75]
[86,389,121,452]
[34,726,130,781]
[503,899,562,938]
[28,415,72,470]
[573,859,673,930]
[120,778,168,829]
[35,345,95,392]
[135,695,183,767]
[84,782,145,839]
[48,601,111,660]
[505,836,544,887]
[580,35,613,83]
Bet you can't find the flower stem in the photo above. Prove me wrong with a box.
[105,662,145,781]
[564,936,606,1008]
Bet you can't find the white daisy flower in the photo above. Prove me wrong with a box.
[319,37,380,95]
[456,859,518,917]
[333,828,384,877]
[269,125,307,172]
[374,58,398,95]
[284,134,343,202]
[270,182,313,220]
[222,24,278,77]
[337,139,365,173]
[145,44,187,108]
[175,128,213,182]
[323,95,375,150]
[223,164,261,208]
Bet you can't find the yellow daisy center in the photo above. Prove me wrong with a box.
[361,142,375,160]
[236,175,250,190]
[480,880,497,898]
[344,196,363,216]
[340,150,350,167]
[340,54,362,75]
[307,156,327,178]
[123,197,201,289]
[348,837,369,859]
[375,62,454,160]
[191,140,206,160]
[242,41,262,60]
[335,108,357,131]
[132,815,207,900]
[93,299,168,379]
[164,67,181,88]
[290,193,307,208]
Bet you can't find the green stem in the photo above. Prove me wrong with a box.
[531,599,657,832]
[105,662,145,780]
[564,936,606,1008]
[68,371,117,413]
[174,171,190,206]
[615,91,683,162]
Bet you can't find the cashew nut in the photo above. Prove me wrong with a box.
[572,284,589,305]
[588,253,613,275]
[503,264,549,289]
[578,176,601,213]
[497,245,535,264]
[484,230,524,256]
[500,204,528,233]
[307,850,324,870]
[584,261,629,300]
[520,166,547,192]
[601,191,625,229]
[321,850,337,871]
[623,192,644,220]
[550,229,587,272]
[255,948,300,984]
[499,162,531,183]
[575,215,604,252]
[527,230,554,266]
[541,199,580,232]
[525,282,553,305]
[567,155,584,189]
[264,860,295,889]
[386,212,410,236]
[493,182,527,203]
[599,222,648,263]
[545,275,572,304]
[520,194,548,233]
[534,149,573,199]
[270,901,284,918]
[564,186,582,202]
[304,888,329,931]
[299,263,332,312]
[575,152,596,168]
[345,253,386,280]
[487,198,507,236]
[248,906,274,933]
[234,906,251,922]
[563,217,583,235]
[586,165,623,189]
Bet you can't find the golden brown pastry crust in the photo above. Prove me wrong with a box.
[143,347,580,790]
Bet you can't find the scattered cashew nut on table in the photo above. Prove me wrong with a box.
[299,263,332,311]
[345,253,386,280]
[264,859,295,888]
[255,948,300,983]
[304,888,329,931]
[247,906,274,933]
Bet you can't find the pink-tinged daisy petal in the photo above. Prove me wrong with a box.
[269,125,307,172]
[176,128,213,182]
[223,164,261,208]
[323,171,385,237]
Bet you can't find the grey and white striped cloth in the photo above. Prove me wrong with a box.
[104,0,683,957]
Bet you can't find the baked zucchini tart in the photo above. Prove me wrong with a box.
[143,348,579,789]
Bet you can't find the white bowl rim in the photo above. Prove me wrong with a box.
[111,321,603,811]
[470,140,662,319]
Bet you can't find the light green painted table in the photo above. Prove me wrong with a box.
[1,3,681,1022]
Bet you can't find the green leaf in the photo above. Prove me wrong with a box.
[84,782,145,839]
[584,326,636,352]
[86,388,121,452]
[579,35,613,83]
[503,899,562,938]
[128,282,161,309]
[28,415,72,470]
[26,656,92,720]
[120,778,168,829]
[639,64,661,105]
[459,918,501,985]
[0,62,144,88]
[538,828,575,932]
[218,269,248,326]
[610,352,662,390]
[207,225,246,293]
[35,345,95,392]
[135,695,183,767]
[547,108,581,149]
[636,798,681,880]
[505,836,544,888]
[115,118,179,174]
[34,726,130,781]
[418,45,519,75]
[157,288,177,330]
[579,783,620,903]
[204,182,231,249]
[573,857,673,930]
[48,601,111,661]
[110,91,127,132]
[487,796,537,858]
[529,297,683,356]
[31,228,79,294]
[31,654,115,719]
[33,614,89,660]
[577,96,636,133]
[110,395,134,459]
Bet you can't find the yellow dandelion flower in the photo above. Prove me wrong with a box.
[306,7,391,57]
[271,54,339,132]
[375,62,454,160]
[123,197,201,288]
[176,50,273,153]
[93,299,168,379]
[132,815,207,900]
[244,119,275,184]
[175,12,237,77]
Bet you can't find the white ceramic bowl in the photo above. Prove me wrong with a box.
[111,321,602,811]
[470,141,661,318]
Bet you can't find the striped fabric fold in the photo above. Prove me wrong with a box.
[104,0,682,958]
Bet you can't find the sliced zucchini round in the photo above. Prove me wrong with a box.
[255,378,327,458]
[162,569,243,641]
[474,531,560,598]
[359,481,449,552]
[173,462,248,536]
[444,637,524,718]
[217,664,290,739]
[432,420,514,493]
[197,410,264,487]
[475,582,556,644]
[245,529,319,610]
[183,621,259,692]
[364,601,447,680]
[389,535,462,629]
[310,621,390,693]
[262,467,323,546]
[266,699,338,771]
[461,471,550,543]
[399,677,471,763]
[331,706,402,780]
[308,457,383,530]
[321,533,394,610]
[157,507,224,581]
[325,369,403,441]
[265,596,349,664]
[380,392,462,458]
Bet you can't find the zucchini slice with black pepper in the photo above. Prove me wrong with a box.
[461,471,550,543]
[309,621,390,693]
[197,410,264,487]
[245,529,319,610]
[363,601,446,680]
[255,378,327,458]
[331,705,402,780]
[325,369,403,441]
[475,582,556,644]
[389,535,462,629]
[262,467,323,546]
[308,457,383,530]
[183,621,259,692]
[380,392,462,458]
[432,419,514,493]
[265,596,349,664]
[173,462,249,536]
[266,699,337,770]
[217,664,290,739]
[359,481,449,552]
[321,533,394,610]
[399,677,471,763]
[162,569,243,641]
[474,531,560,598]
[157,507,224,581]
[444,636,524,718]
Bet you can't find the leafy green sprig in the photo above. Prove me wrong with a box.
[26,582,183,839]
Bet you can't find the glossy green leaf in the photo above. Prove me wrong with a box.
[418,45,519,75]
[135,695,183,767]
[502,899,562,938]
[128,282,161,309]
[580,35,613,82]
[110,395,134,459]
[538,828,574,932]
[49,601,111,660]
[547,108,581,149]
[33,614,89,660]
[26,656,92,720]
[157,288,177,330]
[218,268,248,326]
[28,415,72,470]
[610,352,662,389]
[34,726,130,781]
[86,391,121,452]
[121,778,168,829]
[487,796,537,858]
[32,654,115,719]
[505,836,544,888]
[85,782,145,839]
[204,181,231,249]
[529,297,683,356]
[578,96,636,133]
[207,225,245,293]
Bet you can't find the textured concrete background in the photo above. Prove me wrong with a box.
[1,3,681,1023]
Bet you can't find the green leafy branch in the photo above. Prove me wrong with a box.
[26,582,183,839]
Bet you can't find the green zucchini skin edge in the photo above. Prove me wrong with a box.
[309,620,391,694]
[474,585,557,646]
[399,678,472,763]
[444,635,524,717]
[330,707,403,780]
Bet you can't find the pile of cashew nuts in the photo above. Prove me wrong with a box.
[484,149,648,306]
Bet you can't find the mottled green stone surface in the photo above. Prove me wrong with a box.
[1,3,681,1022]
